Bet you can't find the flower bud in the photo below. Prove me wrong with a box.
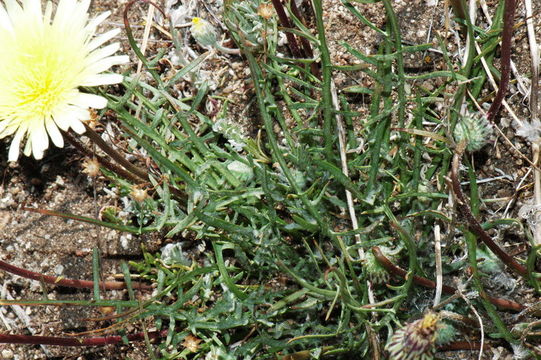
[191,17,218,47]
[386,312,440,360]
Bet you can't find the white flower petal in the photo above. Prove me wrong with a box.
[0,121,17,138]
[86,28,120,52]
[4,0,22,20]
[71,92,108,109]
[24,0,42,21]
[45,117,64,148]
[0,120,7,136]
[53,0,79,30]
[84,55,129,75]
[85,43,121,66]
[0,5,13,32]
[43,1,52,24]
[23,137,32,157]
[53,106,89,134]
[70,118,87,134]
[8,126,26,162]
[81,73,125,87]
[30,120,49,159]
[85,11,110,34]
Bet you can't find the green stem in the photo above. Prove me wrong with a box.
[381,0,406,128]
[244,50,364,299]
[465,231,516,343]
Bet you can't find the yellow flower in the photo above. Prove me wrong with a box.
[0,0,129,161]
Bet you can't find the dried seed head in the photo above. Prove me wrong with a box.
[257,3,274,20]
[82,157,101,178]
[84,109,100,130]
[386,312,440,360]
[99,306,115,316]
[130,186,149,202]
[182,334,202,353]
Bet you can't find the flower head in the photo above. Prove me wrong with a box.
[0,0,129,161]
[386,312,441,360]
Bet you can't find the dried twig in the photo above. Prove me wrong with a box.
[525,0,541,246]
[269,0,303,58]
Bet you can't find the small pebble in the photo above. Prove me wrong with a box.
[1,349,14,359]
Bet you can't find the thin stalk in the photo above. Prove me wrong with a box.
[92,248,102,300]
[83,124,149,181]
[288,0,319,78]
[532,143,541,245]
[22,206,157,234]
[486,0,517,122]
[526,0,541,246]
[269,0,303,58]
[65,131,143,185]
[0,330,168,346]
[381,0,406,128]
[0,258,151,291]
[123,0,165,86]
[465,232,516,343]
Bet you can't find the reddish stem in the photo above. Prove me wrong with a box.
[82,125,149,181]
[288,0,320,78]
[371,247,524,312]
[270,0,303,58]
[65,131,144,185]
[486,0,516,122]
[0,259,151,291]
[450,148,527,277]
[0,330,167,346]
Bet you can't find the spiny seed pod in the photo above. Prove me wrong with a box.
[386,312,440,360]
[362,246,398,284]
[453,112,492,152]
